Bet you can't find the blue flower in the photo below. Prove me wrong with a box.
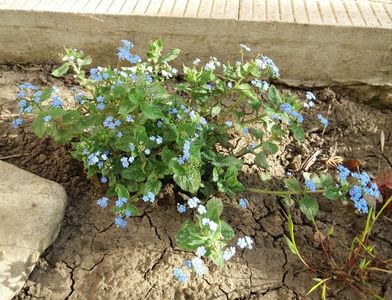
[305,179,316,192]
[100,176,108,183]
[97,197,108,208]
[317,114,329,128]
[51,95,63,108]
[129,143,135,151]
[177,204,186,214]
[173,267,188,283]
[187,197,200,208]
[225,120,233,128]
[117,40,141,64]
[115,197,127,208]
[19,82,38,90]
[90,68,103,81]
[43,115,52,123]
[97,103,105,110]
[242,128,249,135]
[239,198,249,208]
[337,164,350,181]
[196,246,206,257]
[97,95,105,103]
[280,103,293,113]
[349,185,362,202]
[157,120,163,128]
[191,257,205,276]
[142,192,155,203]
[291,111,304,123]
[117,131,123,138]
[33,91,42,103]
[240,44,251,52]
[11,117,23,128]
[237,236,254,249]
[352,172,370,187]
[364,182,380,198]
[115,215,128,228]
[125,115,134,123]
[306,91,316,101]
[197,205,206,215]
[120,156,134,168]
[103,116,121,129]
[223,247,236,261]
[124,210,132,218]
[183,260,192,268]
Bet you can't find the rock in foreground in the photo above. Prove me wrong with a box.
[0,161,67,300]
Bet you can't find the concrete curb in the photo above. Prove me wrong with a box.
[0,0,391,87]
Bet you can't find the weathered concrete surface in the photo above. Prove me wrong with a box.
[0,0,391,87]
[0,161,67,300]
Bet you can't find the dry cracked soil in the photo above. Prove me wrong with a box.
[0,64,391,300]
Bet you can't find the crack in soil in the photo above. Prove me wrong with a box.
[62,261,76,300]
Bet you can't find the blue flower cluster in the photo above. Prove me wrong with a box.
[97,197,109,208]
[178,140,192,165]
[337,165,380,214]
[256,55,280,77]
[304,91,316,108]
[115,197,128,208]
[251,79,269,91]
[142,192,155,203]
[149,135,163,145]
[317,114,329,128]
[96,95,105,110]
[120,156,135,168]
[237,236,254,249]
[86,150,109,168]
[11,117,23,128]
[117,40,141,64]
[239,198,249,208]
[280,103,304,123]
[89,67,109,81]
[103,116,121,129]
[305,179,316,192]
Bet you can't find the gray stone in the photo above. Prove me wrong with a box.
[0,161,67,300]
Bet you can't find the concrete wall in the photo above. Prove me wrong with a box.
[0,9,391,87]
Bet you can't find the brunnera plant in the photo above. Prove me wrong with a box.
[14,38,389,290]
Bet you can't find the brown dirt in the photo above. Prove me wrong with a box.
[0,64,391,300]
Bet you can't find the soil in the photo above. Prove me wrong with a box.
[0,64,391,300]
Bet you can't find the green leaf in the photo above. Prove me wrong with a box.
[205,198,223,222]
[211,106,221,117]
[141,104,163,120]
[51,63,69,77]
[268,85,282,105]
[299,196,319,221]
[147,37,164,63]
[115,184,129,199]
[220,221,235,241]
[159,48,180,63]
[255,152,269,169]
[175,220,206,251]
[31,115,47,137]
[290,123,305,141]
[237,83,257,99]
[144,178,162,196]
[161,147,176,164]
[323,187,340,200]
[209,249,225,268]
[124,204,140,217]
[262,141,279,155]
[284,178,301,192]
[284,235,297,254]
[121,161,146,182]
[173,167,201,194]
